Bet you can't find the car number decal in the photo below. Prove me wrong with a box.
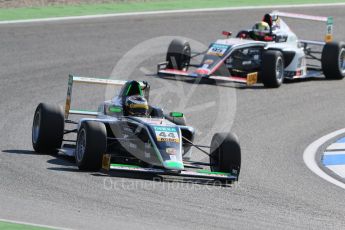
[207,44,229,57]
[153,126,180,143]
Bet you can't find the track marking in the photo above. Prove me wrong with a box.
[324,151,345,155]
[0,3,345,25]
[335,137,345,143]
[323,153,345,166]
[303,128,345,190]
[0,218,71,230]
[326,142,345,151]
[325,165,345,178]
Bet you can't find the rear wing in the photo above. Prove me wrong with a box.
[65,75,147,119]
[271,11,334,43]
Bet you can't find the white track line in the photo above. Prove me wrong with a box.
[326,142,345,151]
[0,218,71,230]
[303,128,345,190]
[324,151,345,155]
[325,165,345,178]
[1,2,345,25]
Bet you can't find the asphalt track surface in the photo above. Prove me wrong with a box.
[1,5,345,230]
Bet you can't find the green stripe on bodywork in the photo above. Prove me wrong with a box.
[108,106,122,113]
[164,161,184,169]
[327,16,333,25]
[125,84,143,96]
[125,84,132,96]
[110,163,141,168]
[170,112,184,117]
[196,169,230,176]
[0,221,52,230]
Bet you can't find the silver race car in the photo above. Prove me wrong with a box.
[157,11,345,88]
[32,75,241,183]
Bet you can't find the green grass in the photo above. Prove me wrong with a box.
[0,0,344,21]
[0,221,52,230]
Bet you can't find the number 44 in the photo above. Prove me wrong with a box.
[159,132,175,138]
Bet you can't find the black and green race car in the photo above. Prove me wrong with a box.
[32,75,241,184]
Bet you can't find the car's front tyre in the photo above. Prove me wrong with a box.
[262,50,284,88]
[210,132,241,179]
[166,39,191,70]
[75,121,107,171]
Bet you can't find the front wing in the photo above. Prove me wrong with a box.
[157,63,258,86]
[102,156,238,182]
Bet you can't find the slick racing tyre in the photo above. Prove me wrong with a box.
[166,39,191,70]
[210,132,241,178]
[75,121,107,171]
[262,50,284,88]
[32,103,64,153]
[322,42,345,80]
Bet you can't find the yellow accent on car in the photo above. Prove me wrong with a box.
[102,154,111,171]
[247,72,258,85]
[129,104,149,109]
[325,34,333,43]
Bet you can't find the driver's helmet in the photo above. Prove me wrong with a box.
[125,95,149,117]
[252,21,271,40]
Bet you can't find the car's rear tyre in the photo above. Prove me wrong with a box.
[75,121,107,171]
[210,132,241,178]
[262,50,284,88]
[32,103,64,153]
[166,39,191,70]
[322,42,345,80]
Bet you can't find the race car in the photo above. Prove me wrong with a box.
[157,11,345,88]
[31,75,241,183]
